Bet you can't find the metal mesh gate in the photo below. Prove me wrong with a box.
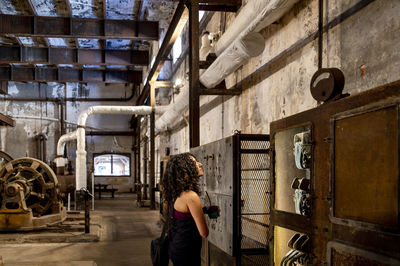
[238,135,270,266]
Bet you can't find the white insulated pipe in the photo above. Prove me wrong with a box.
[155,85,189,135]
[76,105,164,190]
[200,32,265,89]
[55,130,77,168]
[154,0,300,133]
[213,0,269,56]
[200,0,299,89]
[213,0,299,56]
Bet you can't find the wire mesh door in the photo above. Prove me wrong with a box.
[239,135,270,266]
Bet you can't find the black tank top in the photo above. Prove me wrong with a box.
[168,208,202,266]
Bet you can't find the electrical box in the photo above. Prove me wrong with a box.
[191,134,270,265]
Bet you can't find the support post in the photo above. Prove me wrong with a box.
[150,82,156,210]
[187,0,200,148]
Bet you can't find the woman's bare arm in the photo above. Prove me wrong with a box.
[186,191,209,238]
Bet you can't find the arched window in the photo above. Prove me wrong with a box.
[93,153,130,177]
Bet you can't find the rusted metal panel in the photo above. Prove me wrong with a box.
[0,67,10,80]
[0,15,158,40]
[137,21,159,39]
[130,50,148,65]
[78,49,103,64]
[270,81,400,264]
[105,70,141,83]
[327,241,400,266]
[36,68,57,81]
[271,211,312,235]
[105,20,137,37]
[82,70,103,82]
[0,81,7,94]
[21,47,47,62]
[0,15,32,34]
[0,46,19,61]
[72,18,103,37]
[35,17,70,35]
[59,69,80,82]
[332,105,398,229]
[0,66,141,83]
[12,67,34,81]
[106,50,132,65]
[105,70,127,83]
[49,48,77,64]
[0,46,148,66]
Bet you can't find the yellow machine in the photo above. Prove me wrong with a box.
[0,157,66,231]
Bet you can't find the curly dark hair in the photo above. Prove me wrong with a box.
[161,153,200,203]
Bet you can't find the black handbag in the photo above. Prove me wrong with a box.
[151,203,173,266]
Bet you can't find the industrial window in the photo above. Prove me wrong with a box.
[93,153,130,177]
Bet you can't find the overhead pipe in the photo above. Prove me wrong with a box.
[154,84,189,135]
[152,0,300,134]
[200,0,299,89]
[213,0,299,56]
[75,105,166,190]
[55,130,78,174]
[212,0,269,56]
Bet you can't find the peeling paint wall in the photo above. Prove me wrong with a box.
[158,0,400,156]
[0,81,137,191]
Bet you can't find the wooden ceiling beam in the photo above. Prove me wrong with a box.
[0,14,159,40]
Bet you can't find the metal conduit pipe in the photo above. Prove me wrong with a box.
[200,0,299,89]
[75,105,166,190]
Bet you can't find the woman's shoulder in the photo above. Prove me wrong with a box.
[180,190,200,200]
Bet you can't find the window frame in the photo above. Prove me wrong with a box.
[93,152,131,177]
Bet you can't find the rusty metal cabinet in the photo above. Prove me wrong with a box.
[269,81,400,265]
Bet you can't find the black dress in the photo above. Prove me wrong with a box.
[168,209,202,266]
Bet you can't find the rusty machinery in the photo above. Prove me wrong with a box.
[0,157,66,231]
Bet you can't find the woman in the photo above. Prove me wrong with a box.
[161,153,209,266]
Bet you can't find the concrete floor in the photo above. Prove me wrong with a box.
[0,194,162,266]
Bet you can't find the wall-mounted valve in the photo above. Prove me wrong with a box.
[280,233,310,266]
[294,131,312,170]
[292,178,311,216]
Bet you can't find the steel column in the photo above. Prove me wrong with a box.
[150,82,156,210]
[187,0,200,148]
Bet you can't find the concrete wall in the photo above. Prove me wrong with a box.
[157,0,400,154]
[0,82,136,192]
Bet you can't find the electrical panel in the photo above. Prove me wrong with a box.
[270,84,400,265]
[191,134,270,265]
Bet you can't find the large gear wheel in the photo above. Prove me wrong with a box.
[0,157,60,217]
